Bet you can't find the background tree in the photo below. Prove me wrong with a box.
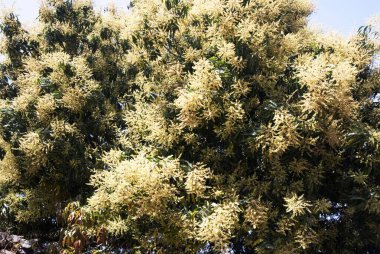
[0,0,129,238]
[0,0,380,253]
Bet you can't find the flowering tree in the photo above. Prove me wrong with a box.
[1,0,380,253]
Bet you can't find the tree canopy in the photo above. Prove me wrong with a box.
[0,0,379,253]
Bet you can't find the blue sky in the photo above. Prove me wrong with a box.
[0,0,379,36]
[310,0,380,35]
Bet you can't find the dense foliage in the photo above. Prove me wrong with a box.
[0,0,379,253]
